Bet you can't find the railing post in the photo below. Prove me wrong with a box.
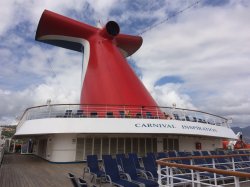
[234,176,240,187]
[170,167,173,187]
[166,166,170,186]
[212,158,217,186]
[190,159,195,187]
[196,171,201,187]
[156,107,159,119]
[232,157,235,171]
[157,164,162,185]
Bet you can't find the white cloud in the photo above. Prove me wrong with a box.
[0,0,250,128]
[133,3,250,126]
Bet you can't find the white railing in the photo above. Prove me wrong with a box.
[157,154,250,187]
[16,104,229,131]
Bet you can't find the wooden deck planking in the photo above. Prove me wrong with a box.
[0,154,84,187]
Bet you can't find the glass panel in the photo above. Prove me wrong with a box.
[110,138,117,156]
[163,138,168,151]
[93,138,101,159]
[139,138,145,157]
[84,138,93,159]
[173,139,179,151]
[168,139,174,151]
[152,138,157,153]
[102,138,109,155]
[117,138,124,154]
[132,138,138,153]
[125,138,131,154]
[75,138,84,161]
[145,138,152,153]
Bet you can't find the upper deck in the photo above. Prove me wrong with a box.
[15,104,236,139]
[17,104,229,127]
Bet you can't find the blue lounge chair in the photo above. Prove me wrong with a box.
[128,153,144,171]
[102,154,112,160]
[157,152,168,159]
[103,157,139,187]
[116,153,126,172]
[121,157,159,187]
[84,155,105,184]
[142,156,158,180]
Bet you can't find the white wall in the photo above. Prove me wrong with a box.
[48,134,77,162]
[157,137,163,152]
[179,136,222,151]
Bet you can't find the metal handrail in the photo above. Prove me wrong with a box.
[156,154,250,187]
[16,103,229,131]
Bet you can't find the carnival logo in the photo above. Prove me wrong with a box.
[135,123,175,128]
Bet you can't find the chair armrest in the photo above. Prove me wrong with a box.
[120,172,131,181]
[83,166,90,174]
[78,177,87,185]
[137,170,148,179]
[105,175,112,185]
[144,171,154,180]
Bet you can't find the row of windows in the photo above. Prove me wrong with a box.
[75,137,179,161]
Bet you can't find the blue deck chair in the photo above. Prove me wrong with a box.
[75,110,85,117]
[64,110,72,117]
[201,151,214,165]
[103,157,139,187]
[177,151,193,174]
[142,156,158,180]
[229,150,250,168]
[121,157,159,187]
[168,151,181,164]
[119,111,125,118]
[116,154,126,172]
[68,173,78,187]
[193,151,201,156]
[192,151,210,167]
[157,152,168,159]
[210,151,231,169]
[84,155,105,184]
[128,153,144,171]
[238,150,250,162]
[106,111,114,118]
[177,152,214,180]
[146,112,153,119]
[178,151,192,157]
[168,151,177,157]
[146,152,156,167]
[102,154,112,161]
[142,156,189,184]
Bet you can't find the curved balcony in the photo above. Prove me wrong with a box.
[16,104,230,131]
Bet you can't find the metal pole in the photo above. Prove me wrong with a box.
[191,159,195,187]
[196,172,201,187]
[170,167,173,187]
[212,158,217,186]
[234,176,240,187]
[157,164,162,185]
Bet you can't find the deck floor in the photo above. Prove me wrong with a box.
[0,154,85,187]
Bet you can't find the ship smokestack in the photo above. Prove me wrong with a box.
[100,21,120,39]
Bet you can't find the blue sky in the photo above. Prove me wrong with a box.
[0,0,250,127]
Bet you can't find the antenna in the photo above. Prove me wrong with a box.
[138,0,202,35]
